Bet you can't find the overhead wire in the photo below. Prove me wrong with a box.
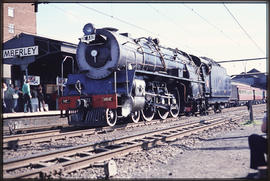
[223,3,265,55]
[32,3,266,74]
[77,3,201,55]
[181,3,265,73]
[148,4,190,35]
[47,3,189,53]
[52,4,192,55]
[77,3,160,37]
[147,4,207,56]
[216,57,267,63]
[182,3,240,46]
[52,3,161,39]
[51,4,86,23]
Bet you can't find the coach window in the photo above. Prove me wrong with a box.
[8,7,14,17]
[8,24,14,34]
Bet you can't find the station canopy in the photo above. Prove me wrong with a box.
[3,33,78,84]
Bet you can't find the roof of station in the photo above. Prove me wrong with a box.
[3,33,78,65]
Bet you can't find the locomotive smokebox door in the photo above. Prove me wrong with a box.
[77,28,120,79]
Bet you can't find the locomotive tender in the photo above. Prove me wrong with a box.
[58,23,231,127]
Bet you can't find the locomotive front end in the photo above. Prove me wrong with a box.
[60,22,234,128]
[76,23,120,79]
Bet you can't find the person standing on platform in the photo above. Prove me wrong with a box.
[2,83,7,113]
[37,84,47,111]
[22,79,33,113]
[31,87,38,112]
[10,84,18,113]
[5,84,16,113]
[14,86,23,112]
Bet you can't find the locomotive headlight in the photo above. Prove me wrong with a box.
[83,23,95,35]
[91,50,98,57]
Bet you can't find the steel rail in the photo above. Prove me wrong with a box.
[3,116,223,170]
[3,115,242,178]
[2,111,208,148]
[3,117,167,148]
[3,104,264,149]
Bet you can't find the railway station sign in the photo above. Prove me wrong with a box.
[24,75,40,85]
[3,46,39,59]
[56,76,68,86]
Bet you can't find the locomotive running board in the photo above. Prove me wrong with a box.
[135,70,205,84]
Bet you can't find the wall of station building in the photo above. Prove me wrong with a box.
[3,3,36,81]
[3,3,36,42]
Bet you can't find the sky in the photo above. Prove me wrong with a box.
[36,2,267,76]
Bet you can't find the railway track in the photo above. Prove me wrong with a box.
[5,104,264,136]
[3,114,242,179]
[3,104,265,149]
[2,114,209,149]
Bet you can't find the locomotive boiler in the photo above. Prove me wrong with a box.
[59,23,232,127]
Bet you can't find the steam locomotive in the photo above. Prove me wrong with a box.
[58,23,232,127]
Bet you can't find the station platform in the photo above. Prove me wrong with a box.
[2,110,68,135]
[3,110,63,119]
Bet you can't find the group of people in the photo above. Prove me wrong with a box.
[2,80,47,113]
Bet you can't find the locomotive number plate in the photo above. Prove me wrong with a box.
[81,34,96,43]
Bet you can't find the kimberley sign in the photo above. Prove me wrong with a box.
[3,46,39,59]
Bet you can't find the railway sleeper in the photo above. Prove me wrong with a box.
[142,139,165,150]
[36,162,54,168]
[119,141,137,146]
[3,114,248,178]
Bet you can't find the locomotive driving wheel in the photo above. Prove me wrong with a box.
[141,105,155,121]
[141,89,155,122]
[169,87,180,118]
[130,111,140,123]
[105,109,117,127]
[157,108,169,120]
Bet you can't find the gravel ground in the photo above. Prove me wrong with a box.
[4,107,246,159]
[62,109,266,179]
[3,104,266,179]
[123,120,264,178]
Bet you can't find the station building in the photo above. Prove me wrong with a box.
[3,3,37,83]
[3,3,78,110]
[231,69,267,90]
